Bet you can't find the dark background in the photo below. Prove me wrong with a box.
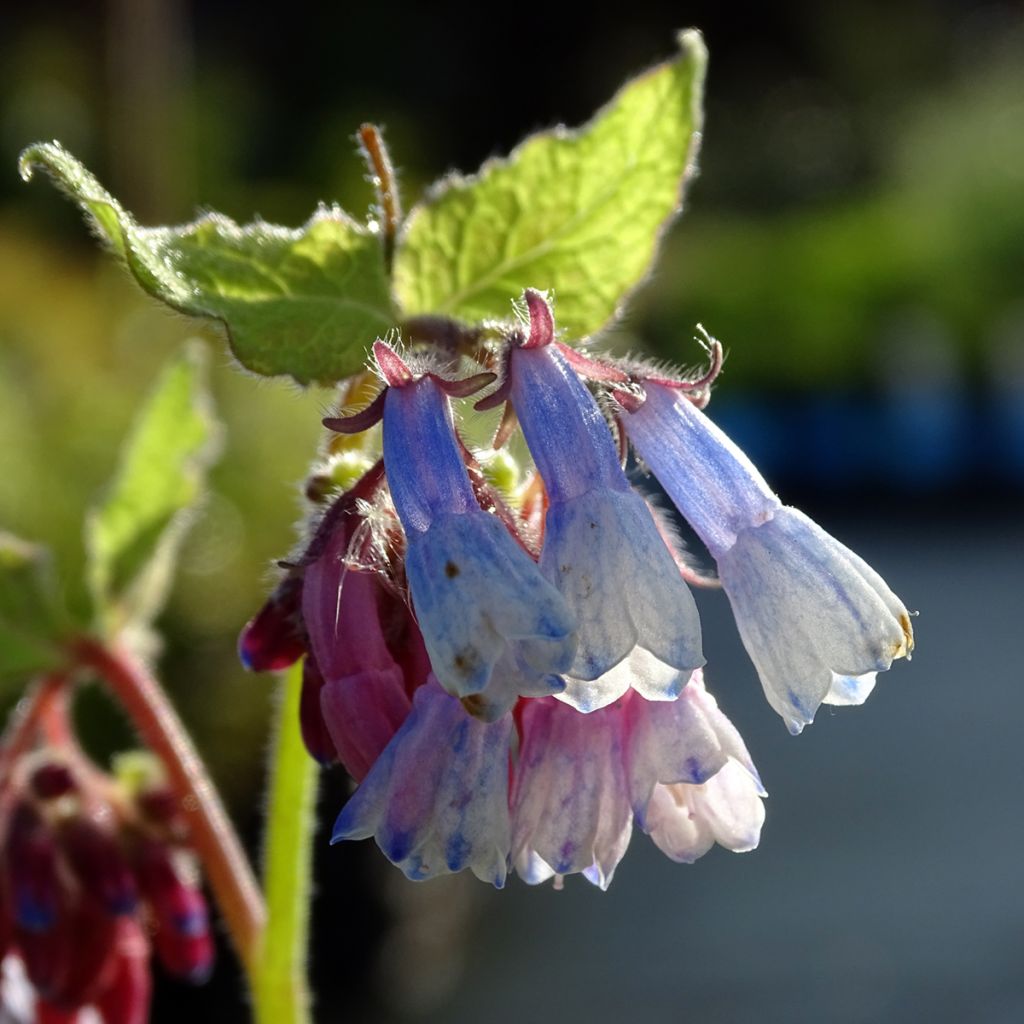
[1,1,1023,1021]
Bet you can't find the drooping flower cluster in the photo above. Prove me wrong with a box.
[241,290,913,888]
[0,750,213,1023]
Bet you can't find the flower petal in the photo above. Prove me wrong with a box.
[560,645,686,714]
[332,679,512,886]
[504,341,704,689]
[644,757,766,863]
[718,507,911,733]
[621,383,780,557]
[382,377,478,533]
[507,343,624,503]
[824,671,877,707]
[404,511,577,698]
[691,760,766,852]
[540,488,704,682]
[625,686,730,823]
[642,784,715,864]
[319,667,411,781]
[511,699,632,889]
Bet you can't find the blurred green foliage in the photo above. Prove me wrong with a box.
[0,230,325,804]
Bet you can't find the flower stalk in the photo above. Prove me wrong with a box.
[0,671,70,783]
[254,661,317,1024]
[358,122,402,270]
[70,636,267,975]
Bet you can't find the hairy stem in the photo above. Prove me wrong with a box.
[358,123,402,269]
[0,672,69,783]
[71,636,266,973]
[254,661,317,1024]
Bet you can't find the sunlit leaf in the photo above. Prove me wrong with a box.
[393,29,707,340]
[19,143,394,385]
[86,344,221,632]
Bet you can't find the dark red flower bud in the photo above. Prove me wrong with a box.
[0,875,10,960]
[43,901,120,1008]
[299,656,338,766]
[134,785,182,830]
[301,509,399,685]
[35,1000,79,1024]
[320,669,411,783]
[17,923,72,1000]
[132,840,213,984]
[60,816,138,916]
[238,574,306,672]
[29,762,77,801]
[4,800,61,932]
[92,919,152,1024]
[380,589,433,696]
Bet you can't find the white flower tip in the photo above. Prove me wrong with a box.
[469,852,510,889]
[515,848,556,886]
[782,688,816,735]
[824,671,877,708]
[557,674,627,714]
[727,834,763,855]
[583,862,616,891]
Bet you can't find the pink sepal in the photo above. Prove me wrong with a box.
[555,343,629,383]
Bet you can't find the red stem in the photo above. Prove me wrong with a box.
[0,672,68,784]
[70,636,266,972]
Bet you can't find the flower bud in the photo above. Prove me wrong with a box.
[4,801,61,932]
[28,762,77,802]
[59,816,137,917]
[134,784,183,832]
[91,919,152,1024]
[42,901,120,1008]
[238,574,305,672]
[298,656,338,766]
[132,839,213,984]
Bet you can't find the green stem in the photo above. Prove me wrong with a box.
[254,660,318,1024]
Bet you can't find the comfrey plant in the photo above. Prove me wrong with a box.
[7,29,913,1023]
[241,287,912,890]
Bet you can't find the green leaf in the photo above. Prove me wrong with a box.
[86,344,221,633]
[0,533,66,681]
[254,661,316,1024]
[392,29,707,340]
[19,143,394,384]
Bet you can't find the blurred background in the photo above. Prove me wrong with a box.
[1,1,1023,1021]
